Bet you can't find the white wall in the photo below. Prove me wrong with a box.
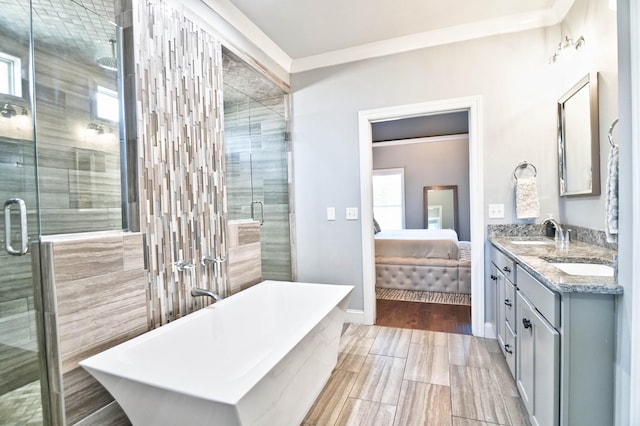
[291,27,560,311]
[372,138,471,239]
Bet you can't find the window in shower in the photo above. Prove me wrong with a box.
[0,51,21,96]
[95,85,119,122]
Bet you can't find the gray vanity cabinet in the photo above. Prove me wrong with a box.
[489,241,616,426]
[516,290,560,426]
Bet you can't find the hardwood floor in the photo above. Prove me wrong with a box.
[376,299,472,335]
[303,324,531,426]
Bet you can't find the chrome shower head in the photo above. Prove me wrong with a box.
[97,39,117,72]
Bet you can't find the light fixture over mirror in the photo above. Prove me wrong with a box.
[549,35,585,64]
[557,72,600,197]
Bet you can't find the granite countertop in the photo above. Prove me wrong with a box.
[489,237,623,295]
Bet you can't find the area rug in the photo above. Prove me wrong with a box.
[376,288,471,306]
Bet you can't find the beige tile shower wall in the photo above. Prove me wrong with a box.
[227,220,262,294]
[133,0,227,327]
[39,231,147,425]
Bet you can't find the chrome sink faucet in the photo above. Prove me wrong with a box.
[191,288,222,302]
[542,217,567,243]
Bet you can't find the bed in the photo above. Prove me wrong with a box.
[374,229,471,294]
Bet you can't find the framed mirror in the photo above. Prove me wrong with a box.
[557,72,600,196]
[423,185,458,233]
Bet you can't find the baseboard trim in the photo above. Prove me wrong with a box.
[484,322,497,339]
[345,309,366,324]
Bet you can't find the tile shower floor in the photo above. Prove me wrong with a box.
[303,325,531,426]
[0,380,42,426]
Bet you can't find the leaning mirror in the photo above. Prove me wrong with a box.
[423,185,458,234]
[557,72,600,196]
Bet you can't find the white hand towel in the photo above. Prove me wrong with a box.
[605,144,619,243]
[515,177,540,220]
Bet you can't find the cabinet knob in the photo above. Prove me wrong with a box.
[522,318,532,329]
[503,266,511,273]
[504,299,512,307]
[491,274,497,281]
[504,344,513,354]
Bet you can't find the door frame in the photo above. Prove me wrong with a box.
[357,96,485,336]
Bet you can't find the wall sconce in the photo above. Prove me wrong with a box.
[87,122,105,134]
[1,103,28,118]
[549,35,585,64]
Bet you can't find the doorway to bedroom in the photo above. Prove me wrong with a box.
[371,112,472,334]
[358,96,485,336]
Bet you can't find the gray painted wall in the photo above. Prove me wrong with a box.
[372,138,471,240]
[291,27,559,311]
[614,1,632,425]
[290,0,618,313]
[557,0,619,230]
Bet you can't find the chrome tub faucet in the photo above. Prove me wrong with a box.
[191,288,222,302]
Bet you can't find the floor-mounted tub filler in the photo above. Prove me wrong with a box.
[80,280,353,426]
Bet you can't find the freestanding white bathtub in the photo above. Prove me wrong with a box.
[80,280,353,426]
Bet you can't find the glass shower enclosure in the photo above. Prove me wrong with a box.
[223,50,292,281]
[0,1,123,423]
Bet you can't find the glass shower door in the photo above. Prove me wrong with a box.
[0,4,46,423]
[223,83,292,281]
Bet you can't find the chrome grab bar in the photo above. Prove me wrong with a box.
[251,200,265,225]
[4,198,28,256]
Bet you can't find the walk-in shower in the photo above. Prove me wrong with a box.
[0,0,123,423]
[222,49,293,281]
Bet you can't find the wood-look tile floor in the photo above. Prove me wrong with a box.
[303,325,531,426]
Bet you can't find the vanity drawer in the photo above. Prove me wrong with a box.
[491,246,516,282]
[517,265,560,328]
[504,279,517,330]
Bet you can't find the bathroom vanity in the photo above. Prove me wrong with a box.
[489,237,621,426]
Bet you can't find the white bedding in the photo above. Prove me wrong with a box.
[374,229,459,242]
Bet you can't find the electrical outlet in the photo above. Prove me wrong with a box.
[488,204,505,219]
[327,207,336,221]
[346,207,359,220]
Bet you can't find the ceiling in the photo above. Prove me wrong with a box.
[219,0,574,72]
[227,0,555,59]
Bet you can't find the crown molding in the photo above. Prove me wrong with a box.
[199,0,575,74]
[291,0,575,73]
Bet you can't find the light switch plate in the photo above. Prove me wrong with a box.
[327,207,336,221]
[488,204,505,219]
[346,207,359,220]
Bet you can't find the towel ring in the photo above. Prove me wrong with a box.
[608,118,619,147]
[513,161,537,181]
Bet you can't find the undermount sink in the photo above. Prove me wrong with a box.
[511,240,553,245]
[551,262,614,277]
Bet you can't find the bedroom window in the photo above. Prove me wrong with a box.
[372,168,405,229]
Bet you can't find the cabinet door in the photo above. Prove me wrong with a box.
[494,265,507,349]
[517,292,535,414]
[517,292,560,426]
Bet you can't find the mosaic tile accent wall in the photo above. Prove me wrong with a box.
[133,0,227,327]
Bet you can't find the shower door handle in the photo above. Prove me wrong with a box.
[251,201,265,225]
[4,198,29,256]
